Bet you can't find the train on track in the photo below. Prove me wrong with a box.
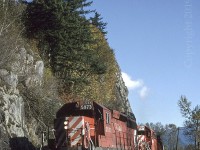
[47,101,163,150]
[137,126,163,150]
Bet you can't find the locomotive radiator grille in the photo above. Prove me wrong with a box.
[65,116,84,146]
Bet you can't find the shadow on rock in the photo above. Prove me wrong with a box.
[9,137,37,150]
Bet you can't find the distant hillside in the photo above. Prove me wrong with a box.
[179,128,194,146]
[161,127,194,149]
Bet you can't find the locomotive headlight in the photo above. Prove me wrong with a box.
[64,121,68,129]
[64,121,68,125]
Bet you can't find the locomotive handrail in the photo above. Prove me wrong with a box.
[84,122,91,149]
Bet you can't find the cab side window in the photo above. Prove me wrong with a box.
[106,112,110,124]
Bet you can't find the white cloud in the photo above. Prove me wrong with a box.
[122,72,149,100]
[122,72,143,90]
[139,86,149,99]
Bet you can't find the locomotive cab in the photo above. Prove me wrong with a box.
[137,126,152,150]
[54,101,96,150]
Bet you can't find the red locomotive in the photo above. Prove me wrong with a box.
[48,101,163,150]
[49,101,137,150]
[137,126,163,150]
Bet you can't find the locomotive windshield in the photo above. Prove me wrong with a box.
[138,130,151,138]
[138,126,151,138]
[138,131,145,135]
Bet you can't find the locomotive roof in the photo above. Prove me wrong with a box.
[55,101,137,129]
[56,101,108,118]
[93,101,110,111]
[56,101,136,121]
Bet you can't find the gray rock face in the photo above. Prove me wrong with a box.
[25,60,44,87]
[10,48,44,88]
[0,127,11,150]
[115,69,132,114]
[0,47,45,149]
[0,81,25,149]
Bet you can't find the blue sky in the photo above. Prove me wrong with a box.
[90,0,200,127]
[25,0,200,127]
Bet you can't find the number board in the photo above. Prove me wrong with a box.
[138,126,145,131]
[80,101,93,110]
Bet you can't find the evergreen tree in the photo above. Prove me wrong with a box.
[24,0,107,97]
[90,11,107,36]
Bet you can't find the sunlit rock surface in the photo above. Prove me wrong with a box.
[0,47,44,149]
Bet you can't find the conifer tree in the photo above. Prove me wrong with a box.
[24,0,107,96]
[90,11,107,36]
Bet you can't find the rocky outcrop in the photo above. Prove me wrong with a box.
[115,68,132,114]
[0,46,133,149]
[0,47,45,149]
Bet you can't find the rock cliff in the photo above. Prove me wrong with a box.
[115,68,132,113]
[0,47,132,149]
[0,47,47,149]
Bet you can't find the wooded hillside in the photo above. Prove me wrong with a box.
[0,1,130,148]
